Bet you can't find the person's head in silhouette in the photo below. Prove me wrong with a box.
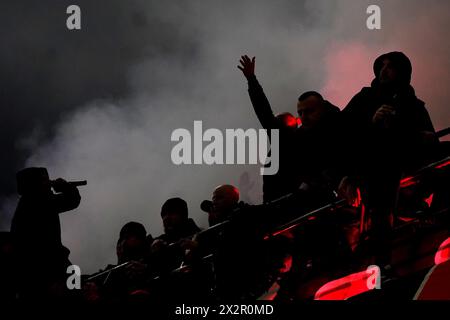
[209,184,240,226]
[373,51,412,89]
[16,167,52,197]
[116,221,147,263]
[297,91,328,130]
[161,197,189,236]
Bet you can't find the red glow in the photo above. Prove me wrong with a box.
[352,188,362,208]
[270,226,295,238]
[266,230,294,241]
[424,193,434,207]
[400,176,416,188]
[278,113,298,128]
[314,266,380,300]
[321,44,374,108]
[286,116,298,128]
[436,160,450,169]
[401,158,449,187]
[359,203,366,234]
[434,237,450,265]
[398,216,416,223]
[296,117,302,126]
[129,289,150,296]
[280,255,293,273]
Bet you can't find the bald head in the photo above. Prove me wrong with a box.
[209,184,240,226]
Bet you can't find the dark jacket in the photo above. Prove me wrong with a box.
[195,202,271,300]
[153,218,201,273]
[155,218,201,244]
[11,184,81,269]
[10,183,80,299]
[247,75,299,201]
[294,101,343,190]
[247,75,343,201]
[152,218,211,302]
[342,51,436,176]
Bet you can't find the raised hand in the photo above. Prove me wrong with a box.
[238,55,256,79]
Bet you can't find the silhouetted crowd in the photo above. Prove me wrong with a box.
[1,52,449,303]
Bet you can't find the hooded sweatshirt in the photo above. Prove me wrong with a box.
[342,51,436,175]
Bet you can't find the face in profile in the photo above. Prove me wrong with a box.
[297,95,326,130]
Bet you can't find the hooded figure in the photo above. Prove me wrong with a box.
[157,197,200,243]
[151,198,201,275]
[341,52,438,266]
[343,51,436,169]
[10,167,81,299]
[117,221,148,264]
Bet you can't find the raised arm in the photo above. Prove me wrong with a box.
[238,55,279,129]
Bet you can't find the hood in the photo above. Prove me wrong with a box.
[373,51,412,86]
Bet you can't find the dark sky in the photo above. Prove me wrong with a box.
[1,0,449,273]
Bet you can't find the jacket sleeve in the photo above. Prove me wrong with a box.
[415,102,436,133]
[52,184,81,214]
[247,75,279,129]
[394,97,436,140]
